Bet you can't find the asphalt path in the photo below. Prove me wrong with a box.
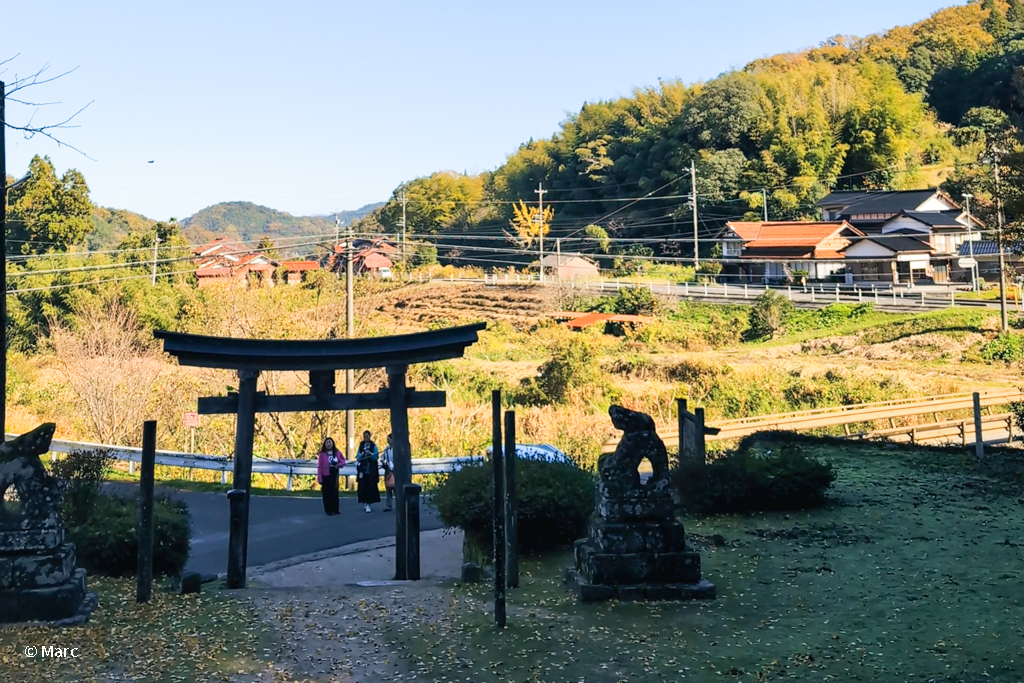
[103,484,443,576]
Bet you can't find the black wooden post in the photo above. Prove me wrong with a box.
[973,392,984,458]
[695,407,707,465]
[226,489,246,588]
[136,420,156,603]
[503,410,518,589]
[227,369,258,589]
[404,483,421,580]
[491,390,505,628]
[676,398,688,460]
[388,365,413,579]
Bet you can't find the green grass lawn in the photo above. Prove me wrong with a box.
[0,579,270,683]
[382,440,1024,682]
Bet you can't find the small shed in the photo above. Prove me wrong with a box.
[280,260,320,285]
[540,254,599,279]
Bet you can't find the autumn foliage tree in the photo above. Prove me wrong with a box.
[507,199,553,249]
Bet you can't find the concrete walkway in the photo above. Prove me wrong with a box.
[250,528,465,587]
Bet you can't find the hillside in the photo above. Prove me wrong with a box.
[180,200,382,246]
[370,0,1024,260]
[89,206,156,250]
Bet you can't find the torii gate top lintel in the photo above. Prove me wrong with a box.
[154,321,486,371]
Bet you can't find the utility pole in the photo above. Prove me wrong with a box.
[994,151,1009,332]
[691,160,699,270]
[151,234,160,286]
[1,81,7,438]
[762,188,769,222]
[965,193,978,292]
[556,238,561,282]
[535,182,547,282]
[400,191,407,262]
[345,224,355,459]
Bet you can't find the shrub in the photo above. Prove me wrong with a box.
[672,441,836,514]
[410,242,438,267]
[747,289,795,340]
[613,286,658,316]
[696,262,722,283]
[430,459,596,557]
[48,448,115,527]
[532,334,604,404]
[978,332,1024,363]
[67,493,191,577]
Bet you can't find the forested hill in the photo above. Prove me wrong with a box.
[180,201,382,245]
[368,0,1024,258]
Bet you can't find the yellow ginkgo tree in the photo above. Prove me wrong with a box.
[507,199,554,249]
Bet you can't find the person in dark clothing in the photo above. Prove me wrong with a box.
[317,437,345,516]
[356,430,381,513]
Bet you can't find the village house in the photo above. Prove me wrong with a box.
[323,236,397,276]
[840,234,933,285]
[816,189,987,283]
[539,254,599,279]
[192,237,279,288]
[718,221,862,283]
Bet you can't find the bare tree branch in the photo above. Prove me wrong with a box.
[2,58,92,159]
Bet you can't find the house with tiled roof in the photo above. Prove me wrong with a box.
[719,221,862,282]
[192,237,280,288]
[816,190,963,232]
[323,237,396,276]
[841,234,933,285]
[815,189,990,283]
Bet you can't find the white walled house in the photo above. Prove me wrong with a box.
[841,235,933,285]
[718,221,862,283]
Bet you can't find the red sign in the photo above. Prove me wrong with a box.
[182,412,200,429]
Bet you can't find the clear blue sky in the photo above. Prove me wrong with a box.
[4,1,960,222]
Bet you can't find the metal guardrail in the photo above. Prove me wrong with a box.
[601,389,1024,453]
[12,434,483,491]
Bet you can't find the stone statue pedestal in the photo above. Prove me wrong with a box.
[565,406,715,602]
[0,424,97,626]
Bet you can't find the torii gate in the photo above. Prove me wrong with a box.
[155,322,485,588]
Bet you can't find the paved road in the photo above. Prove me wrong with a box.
[104,484,443,576]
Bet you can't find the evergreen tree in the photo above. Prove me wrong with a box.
[1009,0,1024,27]
[257,235,279,259]
[983,0,1010,38]
[6,155,92,254]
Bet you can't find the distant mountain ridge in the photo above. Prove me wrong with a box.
[180,201,383,245]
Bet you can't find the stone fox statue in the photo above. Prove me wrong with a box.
[0,423,58,521]
[601,406,669,489]
[0,423,56,475]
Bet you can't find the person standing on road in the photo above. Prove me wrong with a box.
[317,437,345,516]
[380,433,395,512]
[356,430,381,513]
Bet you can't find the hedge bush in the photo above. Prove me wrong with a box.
[673,440,835,514]
[49,448,114,527]
[68,493,191,577]
[431,459,595,558]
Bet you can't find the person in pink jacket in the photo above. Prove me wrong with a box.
[317,437,345,516]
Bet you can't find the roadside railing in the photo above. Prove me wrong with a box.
[12,434,483,491]
[601,389,1024,453]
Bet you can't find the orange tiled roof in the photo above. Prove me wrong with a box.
[563,312,656,329]
[281,260,320,271]
[726,221,861,250]
[358,251,393,269]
